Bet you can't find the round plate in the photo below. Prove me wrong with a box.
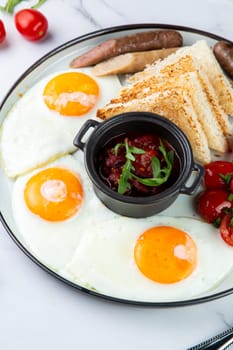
[1,23,233,307]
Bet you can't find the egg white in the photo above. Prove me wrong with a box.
[0,68,122,178]
[11,153,116,271]
[62,215,233,302]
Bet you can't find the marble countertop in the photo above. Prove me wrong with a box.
[1,0,233,349]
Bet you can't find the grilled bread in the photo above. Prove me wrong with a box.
[130,40,233,116]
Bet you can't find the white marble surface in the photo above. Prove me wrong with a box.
[0,0,233,349]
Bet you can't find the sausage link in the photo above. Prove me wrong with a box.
[70,30,183,68]
[213,41,233,79]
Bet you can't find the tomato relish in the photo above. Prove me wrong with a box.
[97,132,180,197]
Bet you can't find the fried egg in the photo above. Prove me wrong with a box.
[62,216,233,301]
[0,68,121,178]
[11,153,115,271]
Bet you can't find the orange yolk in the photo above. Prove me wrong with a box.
[43,72,99,116]
[24,167,83,221]
[134,226,197,284]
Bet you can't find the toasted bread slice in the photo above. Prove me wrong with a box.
[97,89,211,164]
[168,72,228,152]
[130,40,233,116]
[108,71,228,153]
[189,40,233,116]
[129,54,232,137]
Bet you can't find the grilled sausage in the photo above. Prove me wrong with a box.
[70,30,183,68]
[213,41,233,79]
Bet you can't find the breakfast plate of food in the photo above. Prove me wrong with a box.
[0,23,233,306]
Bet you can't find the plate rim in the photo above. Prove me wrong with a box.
[1,23,233,307]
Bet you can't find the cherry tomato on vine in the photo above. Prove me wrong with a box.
[14,9,48,41]
[0,19,6,44]
[204,161,233,189]
[197,189,231,223]
[220,214,233,246]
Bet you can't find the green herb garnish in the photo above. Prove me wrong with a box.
[118,158,133,195]
[115,138,174,195]
[116,139,145,195]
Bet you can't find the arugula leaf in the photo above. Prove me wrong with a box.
[159,140,174,171]
[167,150,174,165]
[126,152,135,161]
[114,140,145,158]
[132,139,174,187]
[124,140,134,161]
[228,193,233,201]
[118,159,132,195]
[115,138,174,194]
[132,174,166,186]
[151,156,161,178]
[114,143,124,156]
[128,146,145,155]
[115,139,146,194]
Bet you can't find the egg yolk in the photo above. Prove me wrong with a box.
[134,226,197,284]
[43,72,99,116]
[24,167,83,221]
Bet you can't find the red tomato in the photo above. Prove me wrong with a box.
[14,9,48,41]
[0,19,6,44]
[220,214,233,246]
[197,189,231,223]
[204,161,233,189]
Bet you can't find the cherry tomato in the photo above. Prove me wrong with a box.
[14,9,48,41]
[204,161,233,189]
[220,214,233,246]
[197,189,231,223]
[0,19,6,44]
